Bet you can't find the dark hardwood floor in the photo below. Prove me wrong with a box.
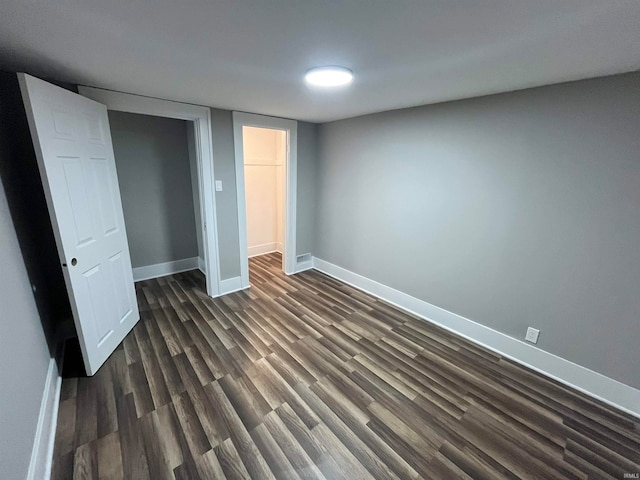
[51,252,640,479]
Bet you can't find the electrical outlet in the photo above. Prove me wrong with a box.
[525,327,540,344]
[215,180,223,192]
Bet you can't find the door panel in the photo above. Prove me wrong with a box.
[19,73,139,375]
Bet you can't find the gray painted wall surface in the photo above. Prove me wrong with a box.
[109,111,198,268]
[316,72,640,389]
[0,179,51,479]
[296,121,317,256]
[211,108,241,280]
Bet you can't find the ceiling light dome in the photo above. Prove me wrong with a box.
[305,66,353,87]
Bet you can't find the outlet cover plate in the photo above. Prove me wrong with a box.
[525,327,540,344]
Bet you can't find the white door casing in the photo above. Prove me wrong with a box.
[232,112,298,286]
[19,73,139,375]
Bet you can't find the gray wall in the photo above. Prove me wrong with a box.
[296,121,318,255]
[109,111,199,268]
[0,173,52,479]
[210,108,241,280]
[316,72,640,389]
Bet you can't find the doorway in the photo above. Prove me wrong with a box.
[78,86,222,297]
[233,113,298,289]
[243,126,286,262]
[107,111,204,283]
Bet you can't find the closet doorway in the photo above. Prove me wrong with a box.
[233,113,297,288]
[244,126,285,258]
[107,113,202,279]
[79,87,222,297]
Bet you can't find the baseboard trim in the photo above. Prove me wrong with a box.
[218,276,245,296]
[198,256,206,275]
[133,257,199,282]
[248,243,280,258]
[294,259,314,273]
[27,359,61,480]
[312,257,640,419]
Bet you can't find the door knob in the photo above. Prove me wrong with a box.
[62,258,77,267]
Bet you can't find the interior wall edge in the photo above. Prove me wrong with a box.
[312,256,640,419]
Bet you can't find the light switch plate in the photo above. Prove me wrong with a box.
[525,327,540,344]
[215,180,223,192]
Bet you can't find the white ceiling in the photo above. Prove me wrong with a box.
[1,0,639,123]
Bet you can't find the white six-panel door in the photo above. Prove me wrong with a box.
[19,73,139,375]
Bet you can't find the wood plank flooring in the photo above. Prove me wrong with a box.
[52,252,640,479]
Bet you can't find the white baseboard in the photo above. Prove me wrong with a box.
[312,257,640,419]
[248,243,280,258]
[27,359,61,480]
[218,276,245,296]
[198,256,206,275]
[294,259,314,273]
[133,257,199,282]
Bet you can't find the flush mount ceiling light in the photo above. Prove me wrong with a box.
[304,66,353,87]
